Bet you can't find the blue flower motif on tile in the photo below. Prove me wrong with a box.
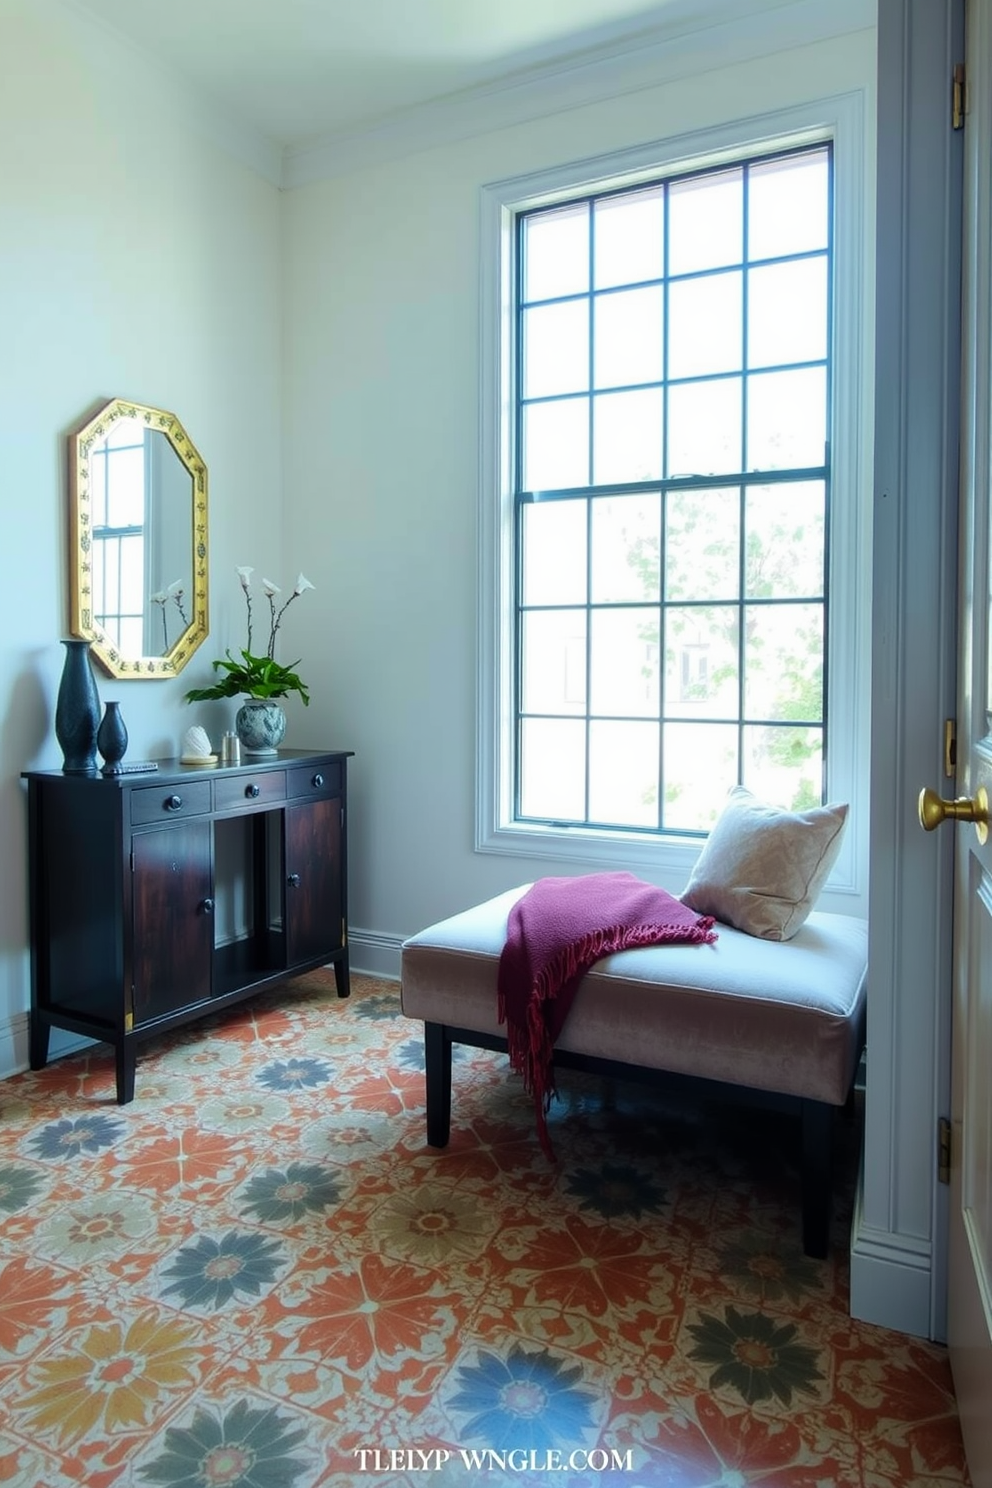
[351,994,398,1021]
[160,1231,285,1309]
[29,1115,125,1161]
[395,1039,426,1072]
[564,1161,668,1220]
[238,1162,343,1224]
[137,1397,309,1485]
[394,1039,468,1073]
[446,1343,598,1453]
[0,1163,47,1213]
[256,1057,331,1092]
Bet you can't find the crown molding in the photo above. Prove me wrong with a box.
[55,0,283,186]
[282,0,874,190]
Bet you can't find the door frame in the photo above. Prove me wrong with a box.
[853,0,962,1341]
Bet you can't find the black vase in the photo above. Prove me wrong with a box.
[97,700,128,775]
[55,638,101,774]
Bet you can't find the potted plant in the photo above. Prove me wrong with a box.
[185,567,313,754]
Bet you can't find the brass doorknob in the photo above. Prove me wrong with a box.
[918,784,989,844]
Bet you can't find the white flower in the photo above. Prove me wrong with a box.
[262,578,280,597]
[150,590,168,606]
[293,573,315,596]
[167,579,185,599]
[236,565,253,589]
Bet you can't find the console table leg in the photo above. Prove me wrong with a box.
[115,1042,136,1105]
[333,952,350,999]
[28,1014,50,1072]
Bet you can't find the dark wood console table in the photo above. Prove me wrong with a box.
[22,748,352,1103]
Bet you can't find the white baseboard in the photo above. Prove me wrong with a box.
[349,928,403,982]
[0,1012,95,1083]
[849,1167,933,1339]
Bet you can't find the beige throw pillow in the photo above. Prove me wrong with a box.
[680,786,849,941]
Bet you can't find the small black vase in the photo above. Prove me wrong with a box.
[55,638,101,774]
[97,700,128,775]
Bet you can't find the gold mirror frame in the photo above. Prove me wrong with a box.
[69,398,208,678]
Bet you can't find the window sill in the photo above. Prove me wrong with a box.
[475,817,862,909]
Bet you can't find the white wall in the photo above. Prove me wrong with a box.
[282,27,877,959]
[0,0,943,1348]
[0,0,283,1072]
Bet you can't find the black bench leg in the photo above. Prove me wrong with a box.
[424,1021,452,1148]
[801,1098,834,1259]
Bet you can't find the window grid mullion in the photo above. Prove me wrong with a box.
[585,200,594,824]
[738,160,751,788]
[513,211,526,824]
[513,142,831,834]
[658,177,671,830]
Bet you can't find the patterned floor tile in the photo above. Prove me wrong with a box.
[0,971,972,1487]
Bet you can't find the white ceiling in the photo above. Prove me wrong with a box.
[66,0,707,149]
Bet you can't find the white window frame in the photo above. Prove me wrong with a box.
[476,93,868,902]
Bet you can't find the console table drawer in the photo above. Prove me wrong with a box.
[131,781,213,824]
[215,771,287,812]
[288,762,341,799]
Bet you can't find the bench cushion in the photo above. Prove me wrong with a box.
[401,885,868,1107]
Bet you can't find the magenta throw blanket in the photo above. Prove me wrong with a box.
[497,872,717,1158]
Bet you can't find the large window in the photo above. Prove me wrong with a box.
[479,98,867,900]
[514,145,831,836]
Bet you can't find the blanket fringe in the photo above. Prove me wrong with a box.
[503,915,717,1160]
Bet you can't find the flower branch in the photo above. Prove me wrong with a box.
[184,567,313,706]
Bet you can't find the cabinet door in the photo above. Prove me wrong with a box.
[132,821,213,1024]
[284,797,343,967]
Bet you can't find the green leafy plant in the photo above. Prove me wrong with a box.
[185,567,313,706]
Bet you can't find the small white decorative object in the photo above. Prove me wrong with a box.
[180,725,217,765]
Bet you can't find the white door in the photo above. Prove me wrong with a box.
[922,2,992,1477]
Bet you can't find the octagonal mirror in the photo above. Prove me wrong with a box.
[69,398,208,677]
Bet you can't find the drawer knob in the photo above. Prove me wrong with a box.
[201,897,214,915]
[312,773,324,788]
[245,783,261,799]
[165,794,183,811]
[287,873,301,888]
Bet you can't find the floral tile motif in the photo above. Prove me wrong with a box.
[257,1250,463,1377]
[29,1191,158,1268]
[26,1112,126,1162]
[235,1161,347,1226]
[11,1308,206,1450]
[441,1340,603,1452]
[158,1229,288,1311]
[712,1229,825,1308]
[0,1254,81,1362]
[0,972,972,1487]
[364,1181,500,1266]
[256,1057,333,1093]
[684,1304,826,1407]
[0,1161,48,1213]
[563,1159,669,1221]
[196,1091,293,1134]
[131,1396,314,1487]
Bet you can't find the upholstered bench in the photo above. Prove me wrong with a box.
[400,884,868,1258]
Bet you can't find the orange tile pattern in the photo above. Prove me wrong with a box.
[0,973,971,1486]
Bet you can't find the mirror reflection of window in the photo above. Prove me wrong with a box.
[90,419,195,657]
[146,434,194,655]
[91,418,146,656]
